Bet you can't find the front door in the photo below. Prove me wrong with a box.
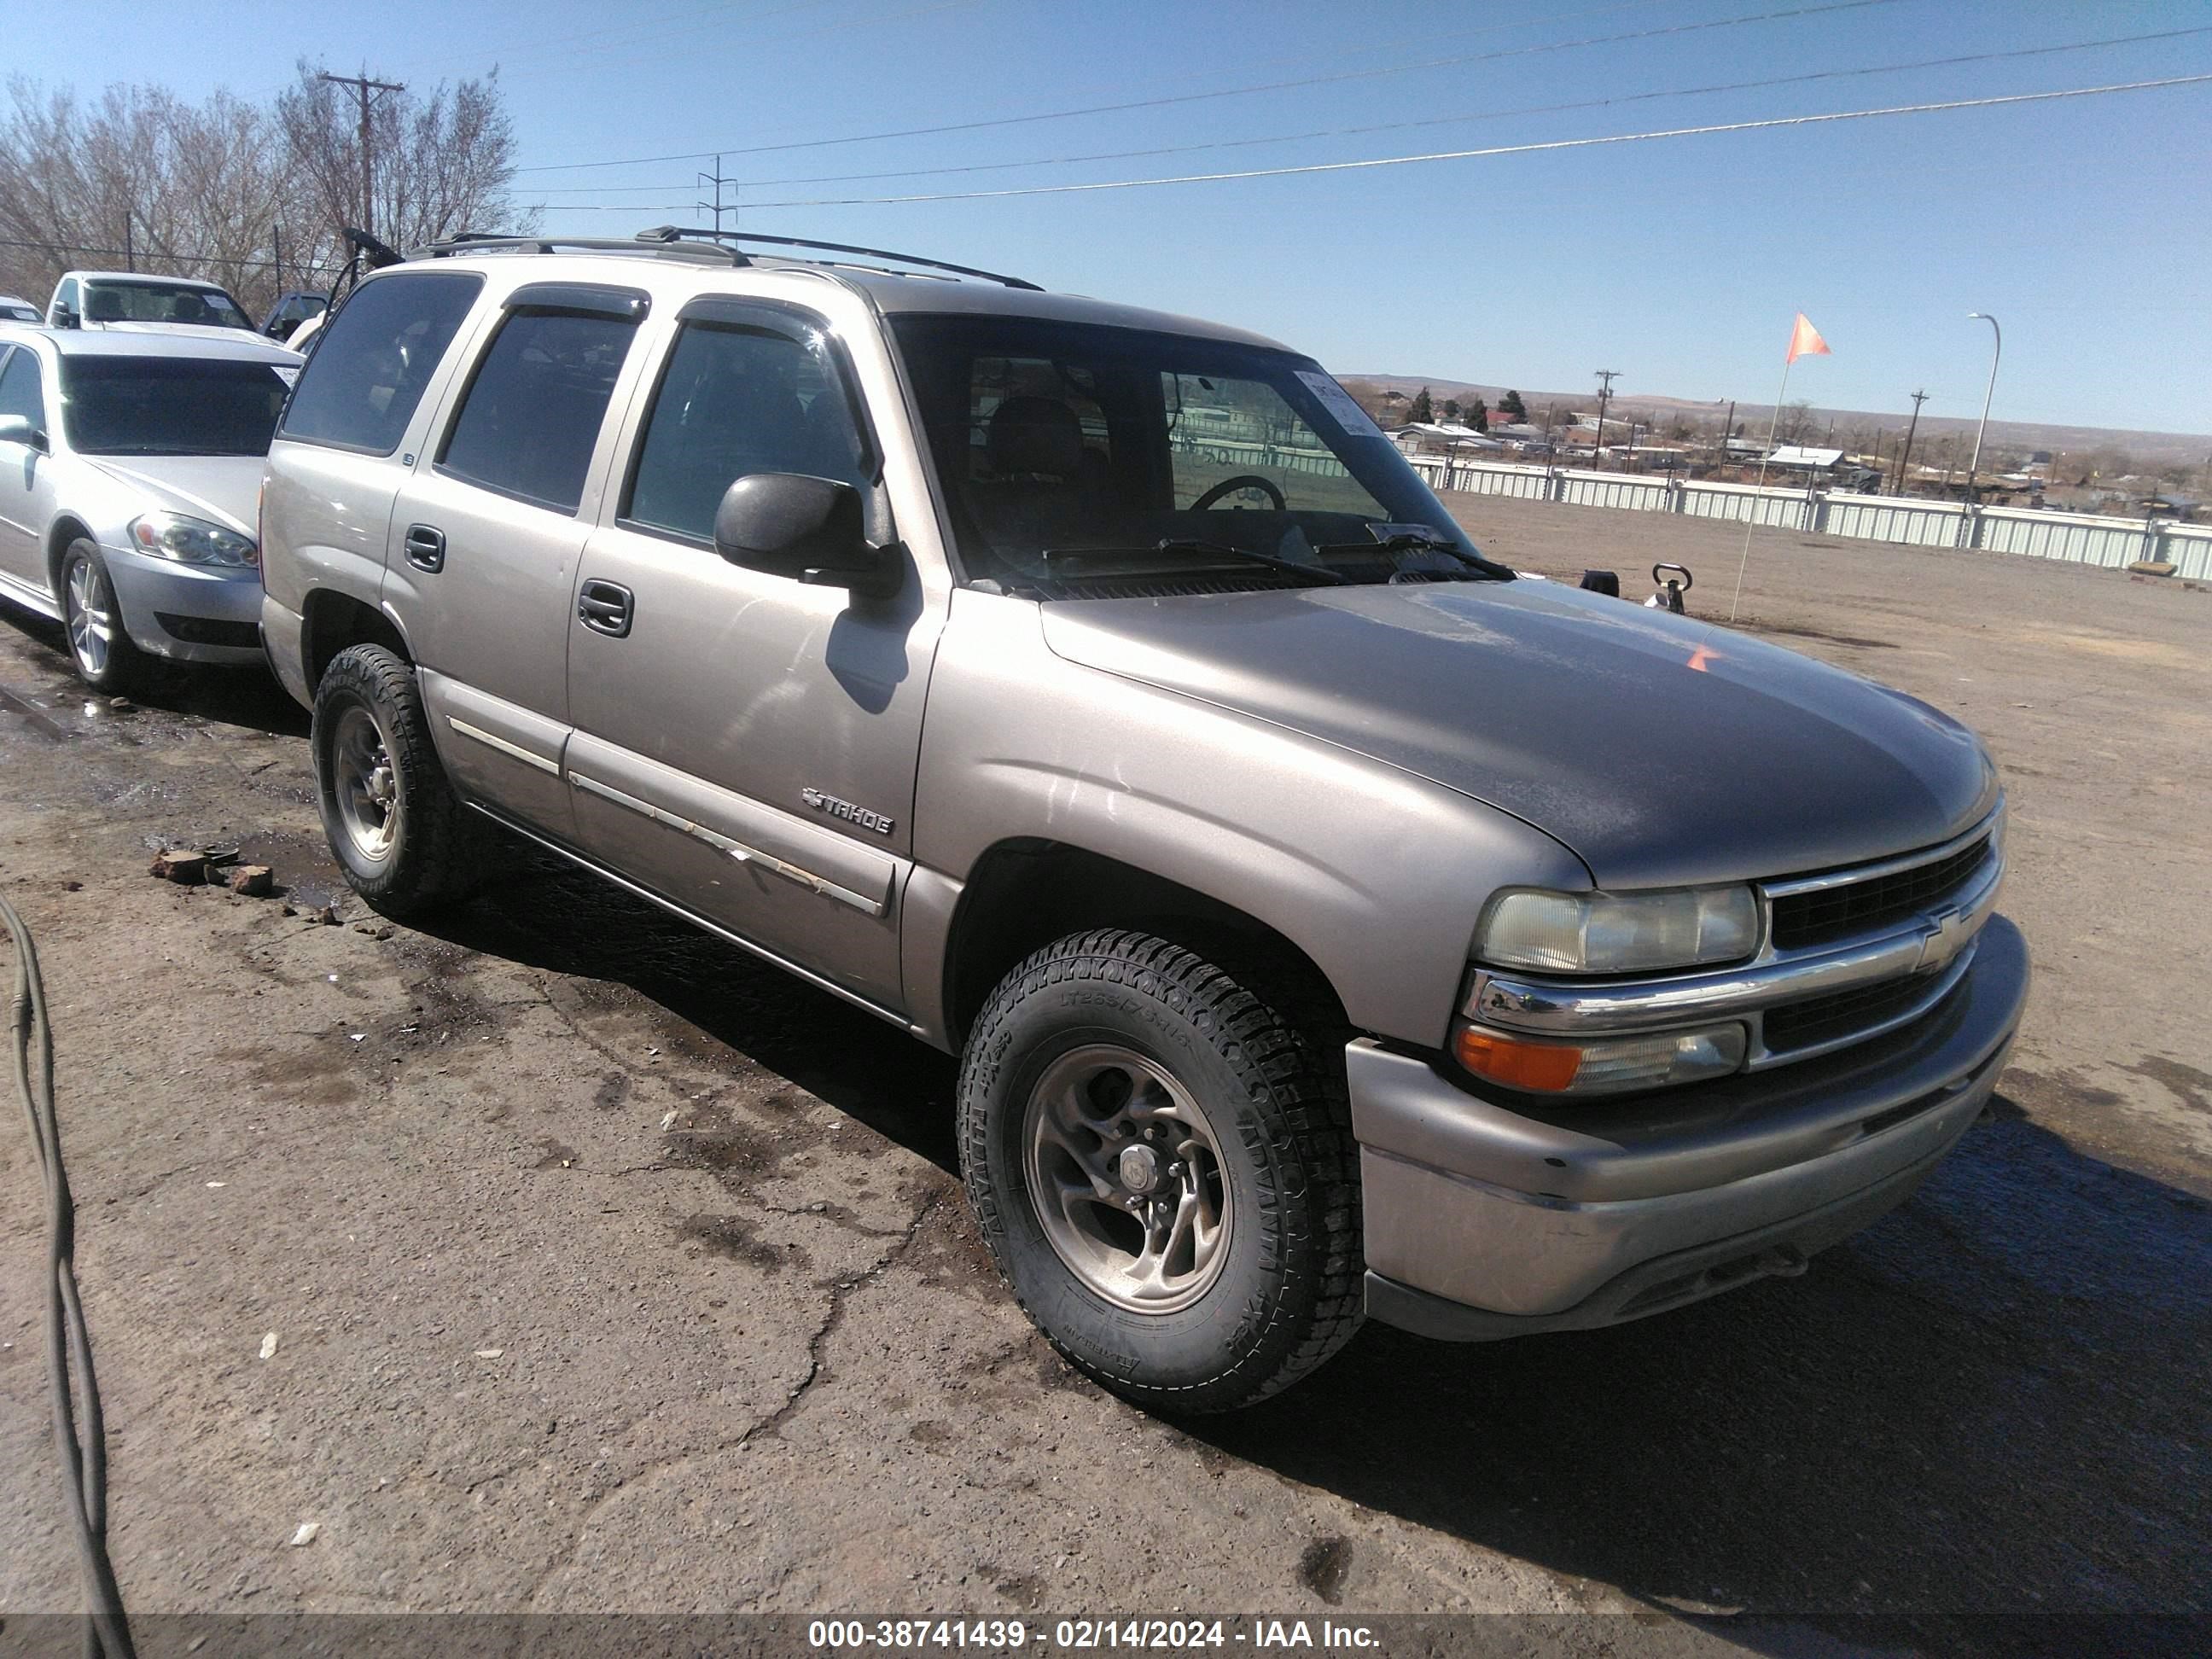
[383,282,651,837]
[0,345,52,596]
[563,296,943,1012]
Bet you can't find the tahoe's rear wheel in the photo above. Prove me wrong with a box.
[958,929,1363,1412]
[312,645,478,917]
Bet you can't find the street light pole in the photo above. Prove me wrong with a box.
[1965,312,2001,504]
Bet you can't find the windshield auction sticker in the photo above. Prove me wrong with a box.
[1294,370,1388,440]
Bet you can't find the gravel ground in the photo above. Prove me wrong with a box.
[0,496,2205,1654]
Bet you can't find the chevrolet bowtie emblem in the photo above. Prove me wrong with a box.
[1919,908,1970,972]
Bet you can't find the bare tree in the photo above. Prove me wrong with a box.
[278,63,536,258]
[0,77,327,317]
[1774,399,1819,445]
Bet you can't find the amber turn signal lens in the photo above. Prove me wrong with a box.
[1453,1026,1583,1091]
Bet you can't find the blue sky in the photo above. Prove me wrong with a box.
[20,1,2212,431]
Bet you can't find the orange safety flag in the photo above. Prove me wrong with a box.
[1786,312,1831,364]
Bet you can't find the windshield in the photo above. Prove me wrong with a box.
[889,314,1487,591]
[84,280,253,331]
[60,357,294,455]
[1,304,39,323]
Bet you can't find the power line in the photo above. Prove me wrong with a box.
[516,0,1908,173]
[715,73,2212,208]
[0,237,341,276]
[532,23,2206,195]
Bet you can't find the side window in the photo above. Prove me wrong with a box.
[438,304,643,515]
[625,318,870,543]
[0,348,43,430]
[277,271,482,455]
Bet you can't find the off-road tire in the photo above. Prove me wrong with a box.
[59,539,148,695]
[311,644,480,918]
[958,928,1364,1412]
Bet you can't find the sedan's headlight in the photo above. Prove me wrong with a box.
[129,511,257,568]
[1477,885,1760,975]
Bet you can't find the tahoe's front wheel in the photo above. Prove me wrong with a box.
[958,929,1363,1412]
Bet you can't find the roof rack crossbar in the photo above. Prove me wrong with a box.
[410,233,748,268]
[637,225,1041,291]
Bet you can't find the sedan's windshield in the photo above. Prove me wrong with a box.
[60,357,294,455]
[84,280,253,331]
[889,314,1495,591]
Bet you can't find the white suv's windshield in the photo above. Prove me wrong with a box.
[890,314,1495,591]
[83,279,253,331]
[60,356,294,455]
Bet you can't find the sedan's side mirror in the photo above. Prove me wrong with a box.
[713,473,900,599]
[0,414,48,453]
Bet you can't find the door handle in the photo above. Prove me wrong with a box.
[577,579,634,638]
[403,524,445,573]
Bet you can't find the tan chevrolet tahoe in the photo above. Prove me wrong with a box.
[259,231,2026,1411]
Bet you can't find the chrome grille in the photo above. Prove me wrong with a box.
[1768,835,1991,952]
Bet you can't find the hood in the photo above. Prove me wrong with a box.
[84,455,265,538]
[1039,579,1998,889]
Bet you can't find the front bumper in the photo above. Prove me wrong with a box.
[1351,912,2029,1338]
[104,543,265,665]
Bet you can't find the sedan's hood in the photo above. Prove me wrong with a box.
[84,455,264,538]
[1039,579,1997,889]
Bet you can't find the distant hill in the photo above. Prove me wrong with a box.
[1341,374,2210,466]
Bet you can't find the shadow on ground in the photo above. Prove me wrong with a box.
[419,851,961,1173]
[1192,1096,2210,1640]
[0,605,308,738]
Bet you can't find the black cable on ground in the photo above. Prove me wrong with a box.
[3,894,137,1659]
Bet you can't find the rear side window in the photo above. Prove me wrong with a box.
[278,271,482,455]
[436,306,641,515]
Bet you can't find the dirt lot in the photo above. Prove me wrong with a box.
[2,497,2207,1650]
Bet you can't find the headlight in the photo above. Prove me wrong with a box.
[129,511,258,568]
[1454,1022,1747,1095]
[1476,885,1760,975]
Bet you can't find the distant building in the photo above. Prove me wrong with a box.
[1390,422,1504,454]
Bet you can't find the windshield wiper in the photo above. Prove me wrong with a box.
[1313,527,1514,580]
[1042,539,1350,586]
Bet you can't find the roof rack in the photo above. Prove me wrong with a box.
[410,232,747,267]
[636,226,1042,291]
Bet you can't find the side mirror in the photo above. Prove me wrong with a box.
[266,319,296,341]
[51,307,78,330]
[0,415,48,453]
[713,473,899,599]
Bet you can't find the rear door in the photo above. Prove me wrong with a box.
[384,281,653,838]
[562,294,946,1011]
[262,267,485,680]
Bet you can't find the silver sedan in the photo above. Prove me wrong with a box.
[0,324,301,691]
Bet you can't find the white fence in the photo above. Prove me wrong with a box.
[1408,458,2212,581]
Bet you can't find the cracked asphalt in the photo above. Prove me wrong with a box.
[1,498,2207,1651]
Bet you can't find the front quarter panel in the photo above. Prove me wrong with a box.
[912,591,1592,1045]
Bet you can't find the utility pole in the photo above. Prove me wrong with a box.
[1593,370,1618,468]
[273,220,282,294]
[697,155,738,234]
[1893,388,1930,495]
[318,69,405,239]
